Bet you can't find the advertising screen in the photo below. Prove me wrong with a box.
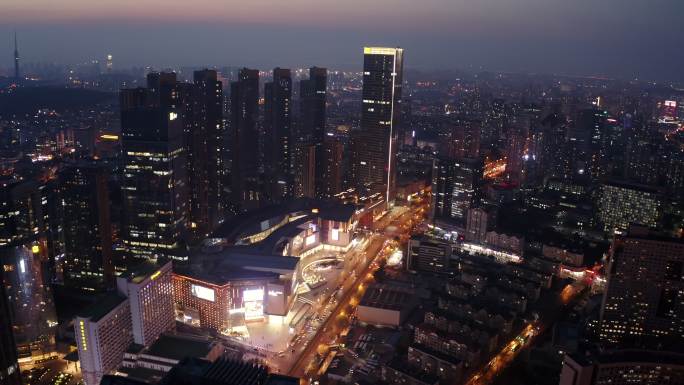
[191,284,215,302]
[243,288,264,320]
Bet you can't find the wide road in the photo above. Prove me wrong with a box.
[288,201,428,380]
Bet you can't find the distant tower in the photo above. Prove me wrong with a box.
[13,32,20,80]
[106,54,113,73]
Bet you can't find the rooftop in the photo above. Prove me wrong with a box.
[77,292,127,322]
[144,334,214,362]
[359,284,414,311]
[385,358,439,385]
[119,260,168,284]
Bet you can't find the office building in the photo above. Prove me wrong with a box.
[559,350,684,385]
[320,138,344,198]
[264,68,293,201]
[120,73,188,261]
[58,160,113,291]
[597,180,661,233]
[116,261,174,346]
[351,47,404,206]
[299,67,328,197]
[182,70,224,238]
[407,236,452,273]
[0,178,57,357]
[599,226,684,350]
[75,294,133,385]
[443,118,481,159]
[0,274,21,385]
[75,261,174,385]
[430,157,482,225]
[293,143,316,198]
[465,206,496,243]
[230,68,261,211]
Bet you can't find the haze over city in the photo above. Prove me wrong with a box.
[2,0,684,81]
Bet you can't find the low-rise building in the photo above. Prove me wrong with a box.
[382,358,440,385]
[407,343,464,383]
[119,334,222,383]
[407,236,453,274]
[357,283,417,327]
[559,350,684,385]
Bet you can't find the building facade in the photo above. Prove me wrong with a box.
[58,160,113,291]
[230,68,261,211]
[351,47,404,206]
[120,73,188,261]
[75,294,133,385]
[599,226,684,350]
[264,68,293,201]
[116,261,174,346]
[598,181,661,234]
[0,273,21,385]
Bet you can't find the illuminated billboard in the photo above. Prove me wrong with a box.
[243,288,264,321]
[191,284,215,302]
[305,234,316,246]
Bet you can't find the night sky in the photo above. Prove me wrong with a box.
[2,0,683,81]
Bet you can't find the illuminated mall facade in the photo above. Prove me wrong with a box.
[172,199,360,335]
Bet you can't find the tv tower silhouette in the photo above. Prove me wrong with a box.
[14,32,20,80]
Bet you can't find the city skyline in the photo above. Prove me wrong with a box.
[2,0,684,82]
[1,1,684,383]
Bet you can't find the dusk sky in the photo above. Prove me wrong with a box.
[2,0,683,81]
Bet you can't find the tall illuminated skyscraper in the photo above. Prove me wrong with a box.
[230,68,261,211]
[59,160,114,291]
[264,68,293,201]
[120,72,188,262]
[351,47,404,206]
[181,70,224,238]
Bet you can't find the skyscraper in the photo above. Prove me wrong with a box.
[430,157,482,225]
[116,261,174,346]
[0,273,21,385]
[0,178,58,357]
[264,68,293,201]
[181,70,224,238]
[597,180,662,234]
[293,143,316,198]
[320,138,344,198]
[599,226,684,350]
[230,68,261,211]
[59,160,114,291]
[299,67,328,197]
[120,72,188,262]
[351,47,404,206]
